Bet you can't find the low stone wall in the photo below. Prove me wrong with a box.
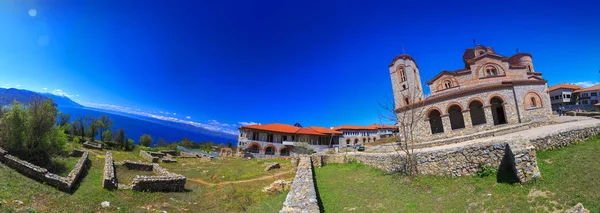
[530,125,600,151]
[122,160,154,171]
[159,150,178,156]
[281,156,320,213]
[0,149,90,193]
[102,152,118,190]
[319,141,540,183]
[140,150,159,163]
[83,141,102,150]
[146,151,166,158]
[114,160,186,192]
[69,149,85,157]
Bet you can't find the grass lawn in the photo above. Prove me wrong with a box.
[47,156,81,177]
[0,143,294,212]
[315,135,600,212]
[114,165,156,185]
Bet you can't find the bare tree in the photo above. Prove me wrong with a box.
[378,88,427,176]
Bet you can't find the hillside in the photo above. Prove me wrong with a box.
[0,88,82,107]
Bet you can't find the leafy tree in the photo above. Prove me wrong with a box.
[98,115,113,140]
[57,112,71,127]
[124,138,135,151]
[198,142,214,153]
[88,117,100,141]
[114,128,126,145]
[75,116,86,140]
[139,134,153,147]
[0,98,66,166]
[180,138,194,149]
[101,130,113,142]
[157,138,167,147]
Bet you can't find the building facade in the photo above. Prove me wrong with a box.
[390,45,552,142]
[237,123,342,158]
[334,124,397,146]
[548,84,582,111]
[573,85,600,110]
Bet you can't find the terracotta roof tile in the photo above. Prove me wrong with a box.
[574,84,600,93]
[308,126,342,135]
[334,124,396,131]
[548,84,583,92]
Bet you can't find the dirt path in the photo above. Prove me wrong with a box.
[188,170,293,186]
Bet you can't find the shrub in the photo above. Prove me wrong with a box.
[0,99,66,166]
[124,138,135,151]
[477,164,498,178]
[139,134,153,147]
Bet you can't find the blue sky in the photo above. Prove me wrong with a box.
[1,0,599,135]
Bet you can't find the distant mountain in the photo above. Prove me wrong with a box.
[0,88,83,108]
[0,88,236,144]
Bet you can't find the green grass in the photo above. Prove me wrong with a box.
[162,157,292,183]
[316,135,600,212]
[47,156,80,177]
[114,165,155,185]
[0,143,294,212]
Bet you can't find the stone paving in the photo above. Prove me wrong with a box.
[363,116,596,154]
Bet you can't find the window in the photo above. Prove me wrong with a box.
[479,51,485,55]
[282,135,287,142]
[398,68,407,82]
[404,97,410,105]
[531,97,537,107]
[267,134,273,142]
[582,100,589,105]
[566,94,571,98]
[592,92,597,96]
[593,100,599,104]
[527,65,532,72]
[485,66,498,76]
[583,93,589,97]
[555,95,560,100]
[550,97,554,100]
[402,84,406,90]
[444,80,451,89]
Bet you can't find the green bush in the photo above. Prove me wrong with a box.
[139,134,153,147]
[477,164,497,178]
[0,99,66,166]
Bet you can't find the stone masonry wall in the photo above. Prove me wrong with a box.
[102,152,118,190]
[530,125,600,151]
[118,160,186,192]
[0,149,89,193]
[281,156,320,213]
[140,150,159,163]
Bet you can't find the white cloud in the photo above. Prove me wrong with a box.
[80,102,239,136]
[186,116,191,119]
[239,121,259,126]
[52,89,72,97]
[15,84,20,87]
[573,81,599,88]
[173,112,176,115]
[43,88,47,90]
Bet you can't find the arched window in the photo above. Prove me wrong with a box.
[485,66,498,76]
[531,97,537,107]
[444,80,452,89]
[527,65,532,72]
[404,97,410,105]
[428,109,444,134]
[478,51,485,55]
[402,84,407,90]
[265,146,275,155]
[398,67,407,82]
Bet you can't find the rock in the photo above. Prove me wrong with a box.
[14,200,23,206]
[263,179,291,193]
[264,163,281,171]
[101,201,110,208]
[565,203,589,213]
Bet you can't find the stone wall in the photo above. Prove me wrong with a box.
[140,150,159,163]
[281,156,320,213]
[0,149,90,193]
[530,125,600,151]
[83,141,102,150]
[122,160,154,171]
[319,141,540,182]
[102,152,118,190]
[115,160,187,192]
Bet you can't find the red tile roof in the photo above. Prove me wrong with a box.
[548,84,583,92]
[308,126,342,135]
[239,123,341,135]
[334,124,396,131]
[574,84,600,93]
